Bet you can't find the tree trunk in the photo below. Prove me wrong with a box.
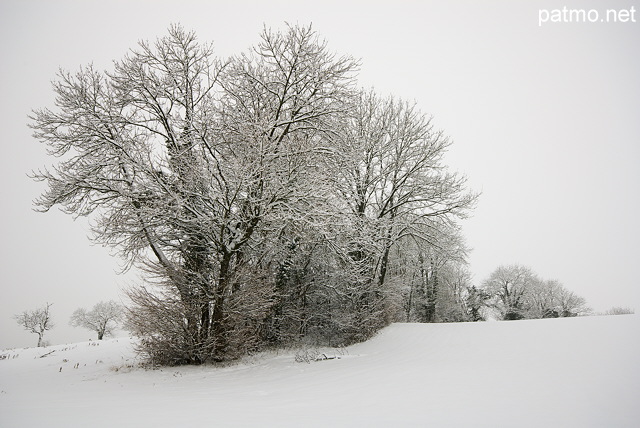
[405,272,417,322]
[378,244,391,289]
[377,204,396,289]
[211,250,232,361]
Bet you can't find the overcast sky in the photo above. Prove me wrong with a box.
[1,0,638,349]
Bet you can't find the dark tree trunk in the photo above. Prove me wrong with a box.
[378,244,391,289]
[211,250,232,361]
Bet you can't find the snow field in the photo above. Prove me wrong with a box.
[1,314,638,427]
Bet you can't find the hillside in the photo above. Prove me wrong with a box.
[1,315,638,427]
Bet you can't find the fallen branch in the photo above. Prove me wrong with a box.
[38,350,56,358]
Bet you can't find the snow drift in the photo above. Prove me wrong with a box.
[1,315,638,427]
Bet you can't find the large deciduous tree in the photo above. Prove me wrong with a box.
[31,24,357,363]
[31,24,476,363]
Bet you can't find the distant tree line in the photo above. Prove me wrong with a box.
[479,264,590,320]
[602,307,634,316]
[387,262,591,323]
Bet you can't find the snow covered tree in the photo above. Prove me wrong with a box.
[463,286,491,321]
[328,90,477,333]
[527,279,564,319]
[14,303,53,347]
[482,265,540,320]
[482,266,589,320]
[70,300,123,340]
[31,24,476,363]
[555,287,589,317]
[436,262,476,322]
[390,220,475,324]
[527,280,589,318]
[31,24,357,363]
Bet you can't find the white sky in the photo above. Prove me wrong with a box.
[1,0,638,349]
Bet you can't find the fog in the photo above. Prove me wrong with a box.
[1,0,638,348]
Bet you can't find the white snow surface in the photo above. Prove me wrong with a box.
[1,315,638,427]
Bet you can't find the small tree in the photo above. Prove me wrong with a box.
[14,303,54,347]
[70,300,123,340]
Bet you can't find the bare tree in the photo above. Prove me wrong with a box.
[482,265,540,320]
[396,226,471,323]
[464,286,491,321]
[70,300,123,340]
[529,280,590,318]
[30,24,477,362]
[482,267,589,320]
[31,24,358,363]
[14,303,53,347]
[335,90,476,281]
[527,279,564,319]
[326,90,477,334]
[436,262,476,322]
[556,287,590,317]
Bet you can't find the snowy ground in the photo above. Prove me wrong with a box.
[1,315,638,427]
